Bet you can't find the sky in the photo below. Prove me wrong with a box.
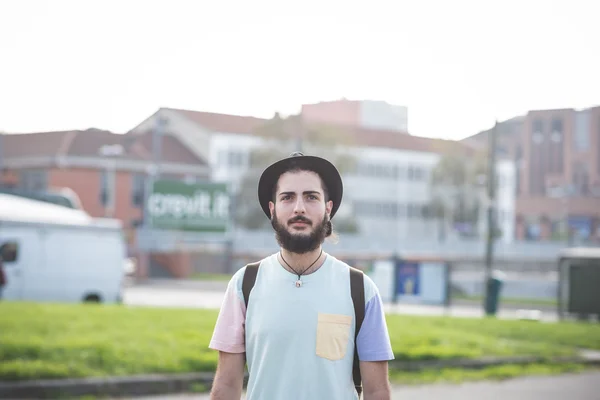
[1,0,599,140]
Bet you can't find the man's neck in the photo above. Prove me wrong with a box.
[278,247,325,276]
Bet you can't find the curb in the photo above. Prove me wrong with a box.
[1,356,599,399]
[0,372,218,400]
[390,355,600,371]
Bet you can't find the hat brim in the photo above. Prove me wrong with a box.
[257,155,343,220]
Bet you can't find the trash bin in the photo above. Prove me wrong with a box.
[484,270,506,316]
[557,248,600,321]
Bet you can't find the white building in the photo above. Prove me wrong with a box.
[495,159,517,243]
[129,107,264,188]
[301,99,409,132]
[130,107,516,244]
[342,146,439,240]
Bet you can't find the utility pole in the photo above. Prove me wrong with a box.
[0,132,4,188]
[152,115,165,181]
[138,115,165,281]
[143,115,165,226]
[483,121,498,313]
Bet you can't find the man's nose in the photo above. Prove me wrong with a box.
[293,198,306,214]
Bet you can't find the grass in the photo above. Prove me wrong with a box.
[389,362,595,385]
[0,302,220,381]
[189,272,232,281]
[386,314,600,361]
[453,294,558,307]
[1,301,599,385]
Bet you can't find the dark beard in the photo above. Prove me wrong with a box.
[271,211,328,254]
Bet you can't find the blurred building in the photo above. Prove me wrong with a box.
[301,98,409,132]
[0,128,210,277]
[0,106,521,280]
[131,106,517,244]
[463,106,600,242]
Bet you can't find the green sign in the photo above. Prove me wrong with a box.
[147,180,230,232]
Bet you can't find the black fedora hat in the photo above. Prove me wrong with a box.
[257,152,344,219]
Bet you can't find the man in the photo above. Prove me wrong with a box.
[209,152,394,399]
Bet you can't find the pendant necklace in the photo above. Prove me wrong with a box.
[280,249,323,288]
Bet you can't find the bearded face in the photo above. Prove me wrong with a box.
[271,210,329,254]
[268,170,333,254]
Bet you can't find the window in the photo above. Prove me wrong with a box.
[367,164,377,177]
[99,170,114,207]
[0,241,18,263]
[551,118,563,134]
[532,119,544,144]
[414,167,424,181]
[381,203,393,218]
[572,162,590,195]
[131,174,145,207]
[396,165,405,180]
[397,203,406,218]
[407,203,418,218]
[354,201,404,219]
[218,150,227,166]
[228,150,246,168]
[574,110,590,151]
[18,169,47,191]
[406,166,426,181]
[100,171,108,205]
[532,119,543,134]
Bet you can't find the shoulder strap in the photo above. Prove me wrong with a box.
[349,267,365,398]
[242,261,261,309]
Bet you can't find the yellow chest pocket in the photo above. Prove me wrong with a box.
[315,313,353,361]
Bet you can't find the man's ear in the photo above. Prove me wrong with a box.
[326,200,333,216]
[269,201,275,219]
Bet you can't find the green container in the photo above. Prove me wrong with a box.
[484,270,506,316]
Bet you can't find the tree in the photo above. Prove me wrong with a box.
[233,113,359,233]
[428,146,488,241]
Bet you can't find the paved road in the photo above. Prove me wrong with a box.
[123,280,559,321]
[117,371,600,399]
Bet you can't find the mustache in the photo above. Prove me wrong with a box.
[288,216,312,225]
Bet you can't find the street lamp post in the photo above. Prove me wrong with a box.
[136,116,166,281]
[483,121,498,315]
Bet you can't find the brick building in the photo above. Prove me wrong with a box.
[463,106,600,242]
[0,128,210,277]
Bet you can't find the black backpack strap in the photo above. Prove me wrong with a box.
[242,261,261,309]
[349,267,365,398]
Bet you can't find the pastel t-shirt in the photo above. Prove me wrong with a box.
[209,252,394,400]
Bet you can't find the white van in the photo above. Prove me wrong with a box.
[0,193,127,304]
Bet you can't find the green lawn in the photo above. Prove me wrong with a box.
[389,362,594,385]
[189,272,232,281]
[453,294,558,308]
[1,301,599,385]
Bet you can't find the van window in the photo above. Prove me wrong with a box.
[0,241,18,263]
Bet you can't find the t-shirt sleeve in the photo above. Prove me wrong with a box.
[208,268,246,353]
[356,275,395,362]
